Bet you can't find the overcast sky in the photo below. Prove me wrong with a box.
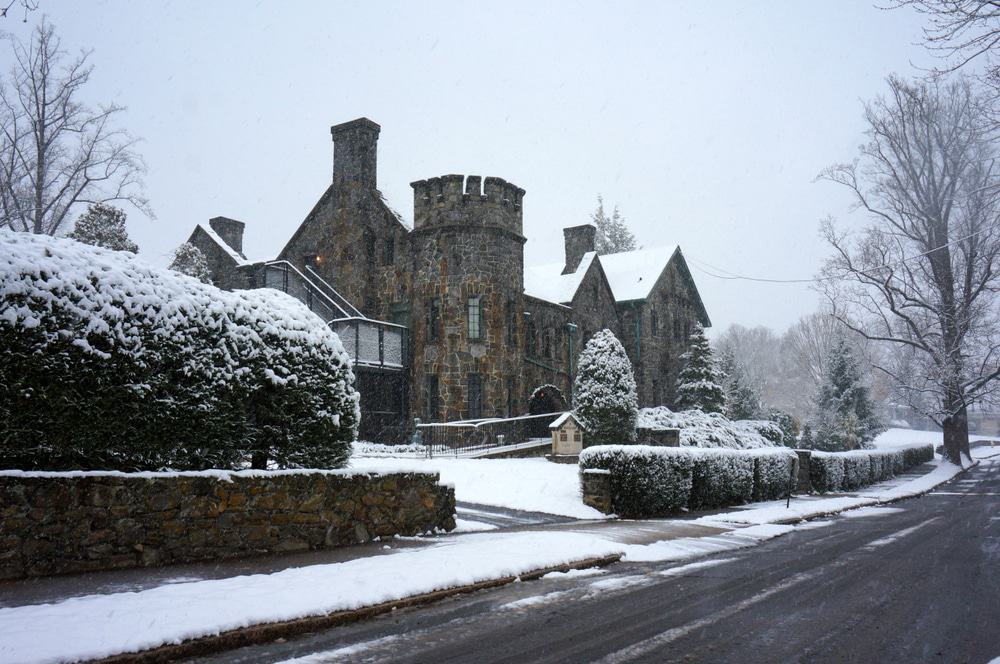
[1,1,938,333]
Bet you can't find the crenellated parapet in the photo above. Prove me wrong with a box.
[410,174,525,237]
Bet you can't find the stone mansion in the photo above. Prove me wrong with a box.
[185,118,710,439]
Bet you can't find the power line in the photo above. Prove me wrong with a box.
[686,225,998,286]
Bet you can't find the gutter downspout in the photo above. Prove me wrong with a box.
[566,322,578,398]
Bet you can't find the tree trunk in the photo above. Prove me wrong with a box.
[942,407,971,465]
[250,452,268,470]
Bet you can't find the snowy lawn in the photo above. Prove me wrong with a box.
[350,457,606,520]
[873,426,1000,448]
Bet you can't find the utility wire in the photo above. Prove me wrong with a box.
[686,224,997,285]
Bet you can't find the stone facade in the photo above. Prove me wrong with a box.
[184,117,711,430]
[0,470,455,580]
[615,256,707,408]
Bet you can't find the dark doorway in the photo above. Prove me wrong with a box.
[527,384,568,437]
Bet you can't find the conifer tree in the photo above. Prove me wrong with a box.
[572,329,638,444]
[169,242,212,284]
[676,324,726,413]
[718,347,761,420]
[799,423,814,449]
[67,203,139,253]
[810,334,884,451]
[591,195,637,254]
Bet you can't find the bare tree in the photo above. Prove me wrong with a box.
[0,19,150,236]
[819,74,1000,464]
[1,1,39,22]
[890,1,1000,90]
[714,324,780,401]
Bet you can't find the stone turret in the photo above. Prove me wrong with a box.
[331,118,380,193]
[410,175,524,238]
[408,173,527,421]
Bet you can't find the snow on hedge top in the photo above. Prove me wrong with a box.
[598,245,678,302]
[0,230,353,384]
[523,251,597,305]
[638,406,777,449]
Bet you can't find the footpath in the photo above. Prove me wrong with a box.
[0,448,994,664]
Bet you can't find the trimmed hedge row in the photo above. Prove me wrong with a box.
[0,231,360,471]
[579,445,798,518]
[808,444,935,494]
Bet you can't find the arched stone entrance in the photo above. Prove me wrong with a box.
[527,384,568,437]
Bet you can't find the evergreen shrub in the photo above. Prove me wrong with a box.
[809,444,934,493]
[0,231,359,471]
[579,445,797,517]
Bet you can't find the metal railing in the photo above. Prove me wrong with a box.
[255,261,407,370]
[258,261,354,321]
[416,411,565,457]
[331,317,407,369]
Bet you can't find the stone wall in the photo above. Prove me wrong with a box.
[580,468,613,514]
[523,296,574,402]
[0,469,455,580]
[616,258,707,409]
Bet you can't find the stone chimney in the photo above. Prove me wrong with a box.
[330,117,380,192]
[562,224,596,274]
[208,216,245,254]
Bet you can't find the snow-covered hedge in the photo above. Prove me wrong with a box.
[751,448,801,501]
[351,441,427,458]
[688,449,755,510]
[808,454,845,493]
[637,407,778,449]
[579,445,798,517]
[0,231,360,471]
[808,444,934,494]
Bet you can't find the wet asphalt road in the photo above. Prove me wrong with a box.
[195,456,1000,664]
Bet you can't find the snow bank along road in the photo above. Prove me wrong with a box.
[196,455,1000,664]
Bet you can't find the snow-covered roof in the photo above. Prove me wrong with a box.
[523,251,597,305]
[598,245,678,302]
[195,223,251,266]
[549,411,585,430]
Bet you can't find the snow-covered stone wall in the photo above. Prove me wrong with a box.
[0,470,455,580]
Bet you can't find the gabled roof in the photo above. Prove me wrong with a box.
[598,245,679,303]
[523,251,597,305]
[549,411,586,430]
[192,224,251,266]
[524,243,711,327]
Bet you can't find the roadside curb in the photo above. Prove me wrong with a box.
[92,554,623,664]
[764,459,981,526]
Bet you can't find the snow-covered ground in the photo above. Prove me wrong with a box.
[0,532,622,664]
[0,452,985,664]
[350,457,606,520]
[873,426,1000,449]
